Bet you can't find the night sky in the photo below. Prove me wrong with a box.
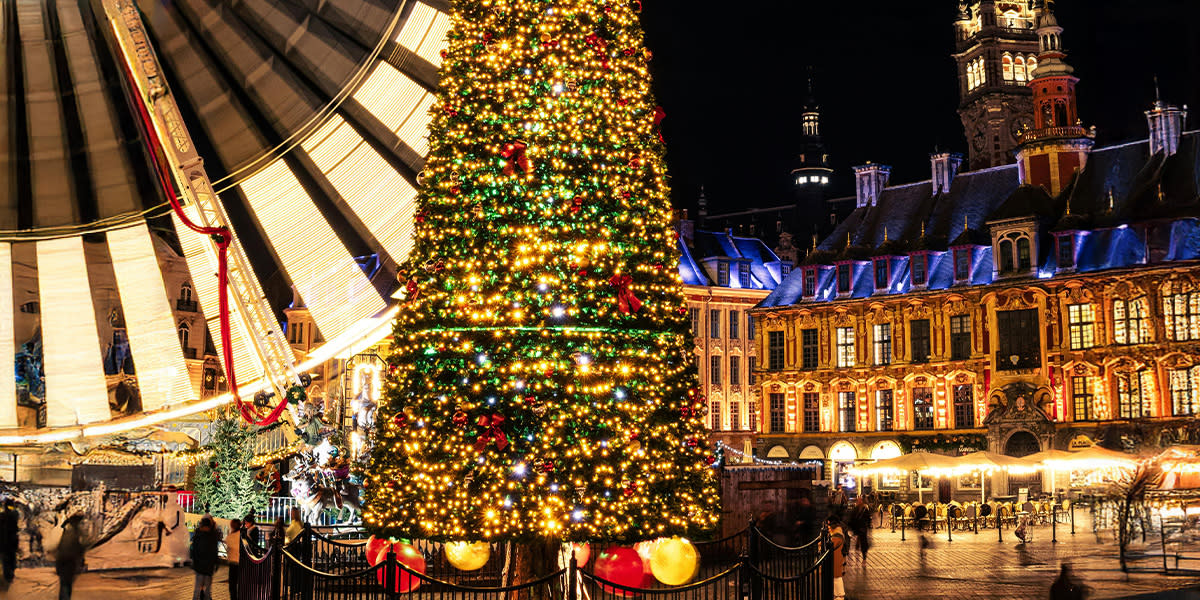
[639,0,1200,218]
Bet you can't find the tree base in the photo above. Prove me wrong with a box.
[508,539,562,600]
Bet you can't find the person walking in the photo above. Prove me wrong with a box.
[827,516,846,600]
[1049,563,1087,600]
[848,495,871,563]
[224,519,242,600]
[0,499,19,582]
[190,515,220,600]
[56,514,86,600]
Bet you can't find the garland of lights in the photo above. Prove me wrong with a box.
[714,442,818,468]
[362,0,720,543]
[899,433,988,454]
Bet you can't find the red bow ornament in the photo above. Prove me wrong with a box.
[501,141,530,176]
[474,414,509,452]
[608,274,643,314]
[585,33,607,55]
[404,278,420,301]
[653,106,666,142]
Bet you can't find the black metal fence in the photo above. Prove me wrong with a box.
[240,523,833,600]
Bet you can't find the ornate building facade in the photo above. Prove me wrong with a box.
[676,219,791,461]
[750,3,1200,500]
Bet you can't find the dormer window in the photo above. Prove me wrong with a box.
[1057,235,1075,269]
[802,268,816,297]
[1017,238,1031,270]
[874,259,889,291]
[781,263,792,278]
[911,254,927,286]
[837,263,852,294]
[738,262,752,287]
[954,249,971,281]
[717,261,730,286]
[996,232,1033,275]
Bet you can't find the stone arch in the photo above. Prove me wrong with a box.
[1003,429,1041,457]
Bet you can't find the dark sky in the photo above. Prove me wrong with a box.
[639,0,1200,217]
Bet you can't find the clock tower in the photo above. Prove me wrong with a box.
[953,0,1040,171]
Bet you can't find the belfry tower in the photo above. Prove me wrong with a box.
[953,0,1039,170]
[1013,2,1094,196]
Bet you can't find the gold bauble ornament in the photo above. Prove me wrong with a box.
[649,537,699,586]
[444,541,491,571]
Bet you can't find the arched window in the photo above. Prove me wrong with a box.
[177,322,190,349]
[1026,56,1037,77]
[967,65,977,90]
[1017,237,1032,270]
[999,239,1015,272]
[1054,102,1069,128]
[180,282,193,303]
[1002,54,1014,81]
[1014,56,1027,82]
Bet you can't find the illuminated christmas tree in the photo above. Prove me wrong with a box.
[364,0,719,568]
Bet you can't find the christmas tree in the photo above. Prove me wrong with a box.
[195,409,268,519]
[364,0,719,552]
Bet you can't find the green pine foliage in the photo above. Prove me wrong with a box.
[194,410,267,519]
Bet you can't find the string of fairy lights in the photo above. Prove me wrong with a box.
[363,0,720,543]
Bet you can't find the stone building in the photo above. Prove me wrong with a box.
[750,3,1200,501]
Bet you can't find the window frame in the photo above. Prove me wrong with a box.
[913,387,934,430]
[1017,238,1032,270]
[737,262,752,288]
[803,392,820,432]
[688,308,701,337]
[748,357,757,385]
[710,355,722,385]
[729,356,741,386]
[1163,290,1200,342]
[710,309,721,339]
[711,401,722,430]
[801,329,819,370]
[836,327,855,368]
[1057,235,1075,269]
[1067,303,1096,350]
[729,310,740,339]
[876,390,894,432]
[874,259,889,290]
[996,308,1041,370]
[839,391,856,433]
[803,269,817,297]
[950,314,971,360]
[1170,368,1198,416]
[910,319,932,364]
[911,253,927,286]
[729,402,741,431]
[954,248,971,281]
[874,323,892,366]
[837,263,852,294]
[717,262,730,286]
[1072,375,1094,421]
[953,384,974,428]
[1116,371,1147,420]
[1113,297,1147,345]
[769,393,786,433]
[768,331,786,370]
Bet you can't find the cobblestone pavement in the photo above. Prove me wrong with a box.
[2,515,1200,599]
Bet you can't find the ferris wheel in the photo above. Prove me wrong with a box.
[0,0,450,443]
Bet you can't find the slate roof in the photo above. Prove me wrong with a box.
[763,131,1200,309]
[678,229,785,291]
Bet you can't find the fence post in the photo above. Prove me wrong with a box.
[997,511,1003,543]
[385,550,398,600]
[568,555,578,600]
[270,531,283,600]
[947,510,953,543]
[1161,514,1169,573]
[1070,501,1075,535]
[747,518,758,567]
[300,523,313,600]
[821,534,834,600]
[1052,504,1057,543]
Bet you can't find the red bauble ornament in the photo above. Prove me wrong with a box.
[392,414,408,428]
[367,540,426,593]
[705,455,717,466]
[452,410,468,427]
[594,546,649,595]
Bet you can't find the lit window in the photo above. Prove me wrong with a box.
[1117,371,1149,419]
[1113,298,1147,345]
[874,323,892,366]
[876,390,893,432]
[748,400,758,432]
[1026,56,1038,78]
[836,327,855,368]
[839,392,856,432]
[1015,55,1028,83]
[1170,367,1199,416]
[797,176,809,184]
[688,308,700,336]
[1072,376,1094,421]
[913,388,934,430]
[954,384,974,428]
[1067,304,1096,350]
[821,176,830,184]
[1163,288,1200,341]
[1002,54,1014,81]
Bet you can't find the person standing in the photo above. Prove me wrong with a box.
[56,514,86,600]
[243,513,259,552]
[1050,563,1087,599]
[224,519,242,600]
[827,516,846,600]
[0,499,19,582]
[284,508,303,545]
[190,515,220,600]
[848,495,871,562]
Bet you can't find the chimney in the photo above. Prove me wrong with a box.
[674,209,695,247]
[930,152,963,195]
[853,163,891,208]
[1146,96,1188,157]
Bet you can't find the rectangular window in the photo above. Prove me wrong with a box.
[876,390,894,432]
[769,393,786,433]
[738,263,752,288]
[950,314,971,360]
[839,392,856,432]
[913,387,934,430]
[711,401,722,430]
[710,309,721,339]
[1057,236,1074,268]
[912,254,927,286]
[746,313,755,340]
[874,259,889,290]
[836,327,855,368]
[748,401,758,432]
[1117,372,1146,419]
[1067,304,1096,350]
[953,384,974,428]
[1072,376,1094,421]
[954,248,970,281]
[689,308,700,337]
[768,331,785,370]
[803,269,816,297]
[837,263,851,293]
[729,310,740,339]
[1113,298,1147,345]
[717,262,730,287]
[729,402,741,431]
[781,264,792,278]
[1163,291,1200,342]
[748,357,757,385]
[910,319,931,363]
[729,356,740,386]
[801,329,819,370]
[997,309,1041,370]
[1171,368,1198,416]
[874,323,892,366]
[710,356,722,386]
[803,393,820,432]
